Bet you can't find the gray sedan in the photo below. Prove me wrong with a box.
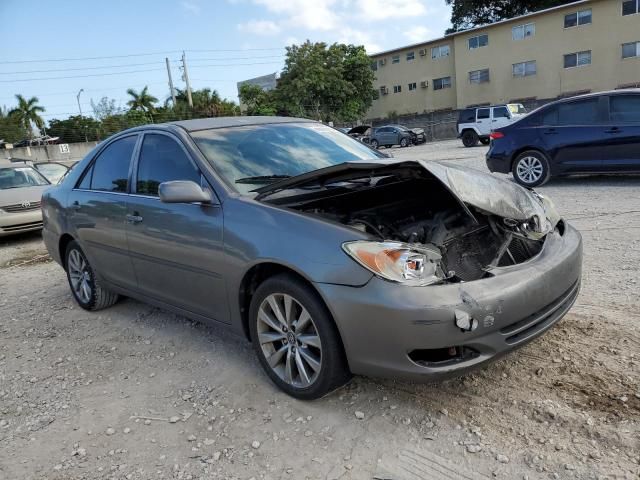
[42,117,582,399]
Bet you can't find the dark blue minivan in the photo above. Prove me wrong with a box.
[486,89,640,187]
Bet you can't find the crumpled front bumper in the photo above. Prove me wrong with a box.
[315,223,582,381]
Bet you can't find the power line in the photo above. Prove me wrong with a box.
[0,48,285,65]
[0,61,166,75]
[0,67,166,83]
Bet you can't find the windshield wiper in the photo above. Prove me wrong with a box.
[235,175,292,185]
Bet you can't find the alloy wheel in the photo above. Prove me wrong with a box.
[516,156,544,184]
[257,293,322,388]
[68,249,92,303]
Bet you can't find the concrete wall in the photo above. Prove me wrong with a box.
[2,141,98,166]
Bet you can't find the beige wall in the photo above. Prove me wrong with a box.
[368,40,456,118]
[367,0,640,119]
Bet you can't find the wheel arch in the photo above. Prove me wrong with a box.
[59,233,76,270]
[237,262,345,351]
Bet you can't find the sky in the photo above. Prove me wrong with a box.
[0,0,452,123]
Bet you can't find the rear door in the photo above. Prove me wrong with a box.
[125,132,229,323]
[603,94,640,171]
[476,108,491,136]
[67,135,138,290]
[539,97,609,173]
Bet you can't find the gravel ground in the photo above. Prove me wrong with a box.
[0,140,638,480]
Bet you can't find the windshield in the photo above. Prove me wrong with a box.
[35,163,68,184]
[0,166,50,189]
[191,122,384,194]
[508,104,527,115]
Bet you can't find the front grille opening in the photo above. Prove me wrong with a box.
[497,235,543,267]
[409,346,480,367]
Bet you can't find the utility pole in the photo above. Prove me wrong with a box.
[166,57,177,107]
[76,88,84,116]
[181,51,193,108]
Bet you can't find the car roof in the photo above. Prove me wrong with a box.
[169,116,315,132]
[0,161,33,169]
[550,88,640,105]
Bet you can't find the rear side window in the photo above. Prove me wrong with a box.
[477,108,490,120]
[136,134,201,196]
[543,99,600,125]
[610,95,640,123]
[458,109,476,123]
[493,107,510,118]
[87,136,137,192]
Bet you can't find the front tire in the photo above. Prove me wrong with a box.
[461,130,479,147]
[249,274,351,400]
[512,150,551,187]
[65,241,119,311]
[400,137,409,147]
[370,139,379,149]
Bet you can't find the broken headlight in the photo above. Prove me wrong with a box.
[342,241,444,286]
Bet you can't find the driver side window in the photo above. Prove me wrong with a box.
[136,134,201,196]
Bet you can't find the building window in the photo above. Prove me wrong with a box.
[512,23,535,40]
[564,9,592,27]
[468,34,488,50]
[622,0,640,15]
[513,60,537,77]
[564,50,591,68]
[393,85,402,93]
[406,51,415,62]
[431,45,450,59]
[469,69,490,84]
[370,61,378,71]
[433,77,452,90]
[622,41,640,58]
[408,82,417,91]
[392,55,400,64]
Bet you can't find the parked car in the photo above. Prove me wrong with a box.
[0,162,50,237]
[487,89,640,187]
[345,125,371,144]
[41,117,582,400]
[34,162,69,185]
[370,125,413,148]
[458,104,527,147]
[409,127,426,144]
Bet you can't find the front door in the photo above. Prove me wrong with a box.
[491,106,512,130]
[67,135,138,290]
[125,132,229,323]
[603,94,640,171]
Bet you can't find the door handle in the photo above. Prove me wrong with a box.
[126,214,143,224]
[543,129,558,135]
[605,128,622,134]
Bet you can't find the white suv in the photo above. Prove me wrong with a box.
[457,104,527,147]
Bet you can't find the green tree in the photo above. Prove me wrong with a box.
[0,107,28,143]
[238,84,277,116]
[173,88,239,117]
[9,94,45,138]
[91,96,121,121]
[445,0,573,32]
[47,115,102,143]
[275,41,376,122]
[126,86,158,120]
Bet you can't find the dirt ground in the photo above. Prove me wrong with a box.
[0,140,638,480]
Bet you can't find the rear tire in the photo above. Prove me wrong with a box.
[65,240,119,311]
[249,274,351,400]
[512,150,551,187]
[461,130,479,147]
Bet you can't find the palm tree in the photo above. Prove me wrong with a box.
[9,95,45,139]
[126,86,158,120]
[174,88,223,117]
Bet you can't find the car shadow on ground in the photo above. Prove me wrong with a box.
[544,173,640,188]
[0,230,42,247]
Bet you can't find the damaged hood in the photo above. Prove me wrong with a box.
[255,159,560,236]
[420,161,560,236]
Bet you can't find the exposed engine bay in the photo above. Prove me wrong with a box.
[273,170,550,283]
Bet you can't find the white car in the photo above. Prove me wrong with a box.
[457,104,527,147]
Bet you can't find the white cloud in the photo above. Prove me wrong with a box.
[337,27,382,53]
[404,25,431,42]
[181,1,201,14]
[354,0,427,21]
[238,19,282,35]
[253,0,340,31]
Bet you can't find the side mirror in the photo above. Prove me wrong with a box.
[158,180,212,204]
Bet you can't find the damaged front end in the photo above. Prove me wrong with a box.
[260,160,561,285]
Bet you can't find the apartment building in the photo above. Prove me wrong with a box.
[367,0,640,119]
